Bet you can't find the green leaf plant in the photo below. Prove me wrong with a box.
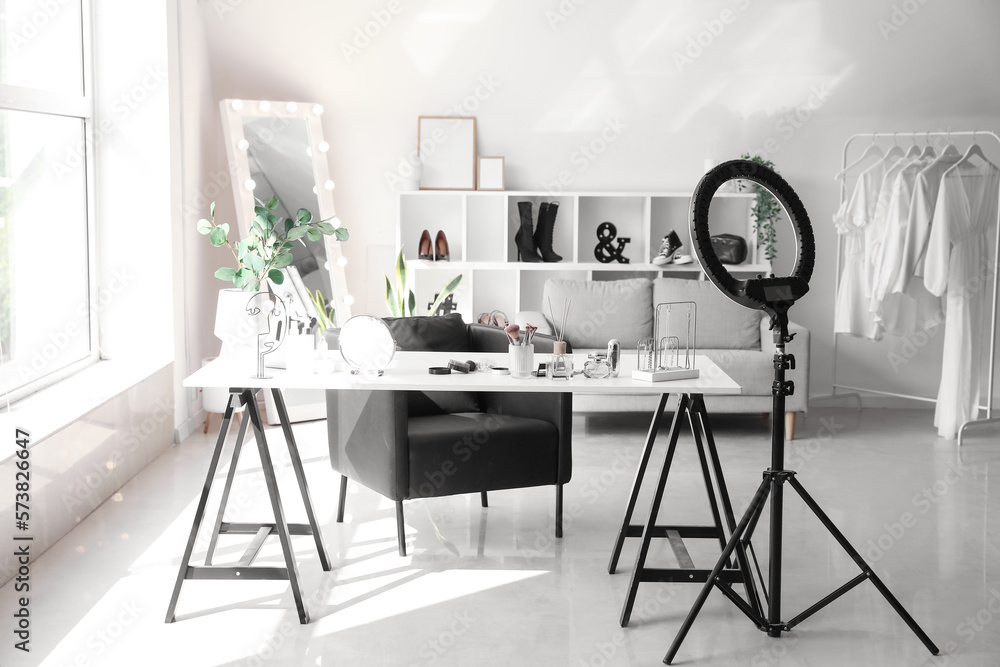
[384,247,462,317]
[197,196,349,292]
[738,153,781,262]
[307,287,336,331]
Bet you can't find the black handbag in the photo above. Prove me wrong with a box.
[710,234,748,264]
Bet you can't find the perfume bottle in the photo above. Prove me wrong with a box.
[607,339,621,377]
[583,353,611,379]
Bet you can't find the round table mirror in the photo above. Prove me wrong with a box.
[339,315,396,376]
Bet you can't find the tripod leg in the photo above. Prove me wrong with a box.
[609,392,670,574]
[786,476,939,655]
[664,476,772,665]
[620,395,686,627]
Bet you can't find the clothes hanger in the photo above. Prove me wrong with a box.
[834,136,883,180]
[878,132,906,165]
[903,132,921,159]
[926,131,962,168]
[952,131,993,169]
[918,131,936,160]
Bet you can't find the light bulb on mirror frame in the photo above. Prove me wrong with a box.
[312,104,324,116]
[343,294,355,306]
[312,186,318,195]
[337,255,348,267]
[324,180,335,190]
[286,102,298,113]
[237,138,249,150]
[244,179,256,191]
[306,147,313,157]
[259,101,271,112]
[231,99,243,110]
[318,141,330,153]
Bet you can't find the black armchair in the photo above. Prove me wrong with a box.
[326,314,572,556]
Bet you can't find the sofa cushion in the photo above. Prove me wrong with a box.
[653,278,762,350]
[543,278,653,349]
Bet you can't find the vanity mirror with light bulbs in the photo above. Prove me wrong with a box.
[220,98,352,422]
[220,98,352,327]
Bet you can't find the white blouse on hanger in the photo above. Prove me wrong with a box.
[834,162,885,339]
[869,156,938,336]
[923,161,1000,439]
[899,158,963,288]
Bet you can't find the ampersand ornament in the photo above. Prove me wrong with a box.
[594,221,630,264]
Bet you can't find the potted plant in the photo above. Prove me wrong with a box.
[384,247,462,317]
[198,196,348,374]
[738,153,781,262]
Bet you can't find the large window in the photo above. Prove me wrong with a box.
[0,0,92,400]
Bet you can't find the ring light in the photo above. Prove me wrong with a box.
[665,160,935,664]
[689,159,815,321]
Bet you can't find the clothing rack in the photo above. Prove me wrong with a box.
[831,130,1000,445]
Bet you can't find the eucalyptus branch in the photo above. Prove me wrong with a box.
[197,196,349,292]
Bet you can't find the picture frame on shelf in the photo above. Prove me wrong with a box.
[418,116,477,190]
[477,156,505,190]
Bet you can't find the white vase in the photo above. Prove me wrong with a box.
[214,288,287,377]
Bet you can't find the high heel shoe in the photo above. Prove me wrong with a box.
[515,202,543,262]
[418,229,434,260]
[534,202,563,262]
[435,230,450,261]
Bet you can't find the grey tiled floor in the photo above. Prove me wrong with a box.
[1,406,997,666]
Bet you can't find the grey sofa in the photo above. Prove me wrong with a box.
[518,277,809,438]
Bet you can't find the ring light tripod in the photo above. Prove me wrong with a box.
[663,160,939,664]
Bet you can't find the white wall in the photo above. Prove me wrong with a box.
[177,0,1000,400]
[170,0,235,437]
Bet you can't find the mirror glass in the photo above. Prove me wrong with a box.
[241,116,334,306]
[221,99,351,327]
[339,315,396,376]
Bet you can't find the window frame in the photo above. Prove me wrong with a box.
[0,0,98,402]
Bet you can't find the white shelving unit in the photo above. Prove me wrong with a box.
[397,190,766,322]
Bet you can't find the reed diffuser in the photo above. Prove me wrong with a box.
[547,297,573,380]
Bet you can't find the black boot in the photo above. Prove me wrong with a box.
[534,202,563,262]
[515,201,543,262]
